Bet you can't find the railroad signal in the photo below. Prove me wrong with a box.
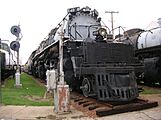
[10,25,22,87]
[10,25,21,37]
[10,41,20,52]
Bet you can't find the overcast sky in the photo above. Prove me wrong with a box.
[0,0,160,64]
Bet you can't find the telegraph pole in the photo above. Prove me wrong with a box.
[105,11,119,39]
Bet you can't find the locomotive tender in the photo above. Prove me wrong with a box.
[27,6,143,102]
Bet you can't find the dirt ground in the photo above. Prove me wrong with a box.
[140,94,161,105]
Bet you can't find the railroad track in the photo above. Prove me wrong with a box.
[70,92,158,117]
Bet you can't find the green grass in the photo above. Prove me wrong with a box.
[1,73,53,106]
[140,86,161,94]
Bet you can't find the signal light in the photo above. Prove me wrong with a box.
[10,25,21,37]
[10,41,20,51]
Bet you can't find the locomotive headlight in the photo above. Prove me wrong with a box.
[98,28,107,38]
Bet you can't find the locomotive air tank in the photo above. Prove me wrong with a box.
[27,6,143,102]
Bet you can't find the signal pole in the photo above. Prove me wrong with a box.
[10,25,22,87]
[59,22,65,85]
[105,11,119,39]
[53,20,70,113]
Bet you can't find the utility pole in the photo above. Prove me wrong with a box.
[105,11,119,39]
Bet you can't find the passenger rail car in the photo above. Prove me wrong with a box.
[27,6,143,102]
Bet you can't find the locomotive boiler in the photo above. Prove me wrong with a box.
[27,6,143,102]
[120,18,161,85]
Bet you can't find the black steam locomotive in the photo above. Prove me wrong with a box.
[26,6,143,102]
